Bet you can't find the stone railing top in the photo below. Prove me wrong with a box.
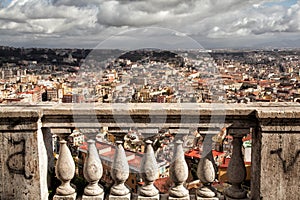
[0,102,300,132]
[0,106,40,131]
[0,102,300,113]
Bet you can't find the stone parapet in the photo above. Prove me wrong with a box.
[0,103,299,200]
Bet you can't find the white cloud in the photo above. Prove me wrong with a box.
[0,0,98,34]
[0,0,299,48]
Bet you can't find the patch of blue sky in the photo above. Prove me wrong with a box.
[1,0,14,7]
[263,0,298,7]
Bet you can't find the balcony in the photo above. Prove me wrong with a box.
[0,103,299,200]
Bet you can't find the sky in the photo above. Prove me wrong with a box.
[0,0,300,49]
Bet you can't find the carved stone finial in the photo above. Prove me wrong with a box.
[197,152,218,199]
[169,140,189,199]
[83,140,104,198]
[197,134,217,199]
[139,140,159,197]
[55,140,76,197]
[224,135,248,199]
[110,141,130,196]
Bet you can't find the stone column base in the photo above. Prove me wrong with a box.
[197,197,218,200]
[138,194,160,200]
[53,193,76,200]
[82,193,104,200]
[225,197,249,200]
[108,193,131,200]
[168,196,190,200]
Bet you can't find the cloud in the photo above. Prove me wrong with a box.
[0,0,299,48]
[0,0,98,34]
[96,27,202,50]
[181,0,300,39]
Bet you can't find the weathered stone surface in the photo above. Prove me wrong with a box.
[260,133,300,200]
[140,140,159,197]
[1,103,300,200]
[0,129,48,200]
[224,197,249,200]
[196,197,218,200]
[110,141,130,196]
[108,193,131,200]
[168,196,190,200]
[55,140,76,196]
[0,109,39,131]
[224,133,247,199]
[169,141,189,198]
[197,133,217,199]
[53,193,76,200]
[196,186,217,199]
[83,140,104,196]
[82,193,104,200]
[137,194,160,200]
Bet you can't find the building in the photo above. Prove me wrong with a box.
[62,94,83,103]
[46,88,58,101]
[68,130,85,147]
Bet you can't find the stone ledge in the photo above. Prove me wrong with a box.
[196,197,218,200]
[108,193,131,200]
[82,193,104,200]
[53,193,76,200]
[168,196,190,200]
[137,194,160,200]
[224,198,249,200]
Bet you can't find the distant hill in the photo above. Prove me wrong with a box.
[0,46,93,66]
[118,49,184,67]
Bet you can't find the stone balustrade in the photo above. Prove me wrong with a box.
[0,103,300,200]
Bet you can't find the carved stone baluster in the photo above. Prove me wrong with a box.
[138,140,159,200]
[54,139,76,200]
[83,140,104,200]
[197,133,217,200]
[169,140,189,200]
[109,141,130,200]
[224,129,248,200]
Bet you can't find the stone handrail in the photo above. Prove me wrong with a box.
[0,103,300,200]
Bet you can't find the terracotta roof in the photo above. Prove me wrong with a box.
[242,135,251,142]
[79,141,143,171]
[185,149,225,160]
[219,157,231,168]
[154,177,172,194]
[185,149,201,159]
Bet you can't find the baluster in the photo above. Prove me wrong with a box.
[169,140,189,200]
[109,141,130,200]
[83,140,104,200]
[54,139,76,200]
[138,140,159,200]
[197,133,218,200]
[224,129,248,199]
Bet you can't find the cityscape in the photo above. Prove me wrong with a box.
[1,46,300,104]
[1,0,300,200]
